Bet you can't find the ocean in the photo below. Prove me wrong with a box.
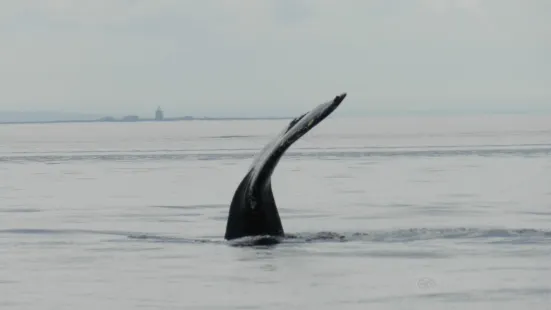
[1,114,550,309]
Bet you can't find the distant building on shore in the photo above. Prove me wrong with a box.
[155,107,164,121]
[122,115,139,122]
[99,116,116,122]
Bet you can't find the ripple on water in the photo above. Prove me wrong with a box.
[0,208,42,213]
[1,227,550,244]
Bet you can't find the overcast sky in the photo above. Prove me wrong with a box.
[1,0,549,118]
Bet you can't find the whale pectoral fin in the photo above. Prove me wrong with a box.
[251,92,347,185]
[224,92,347,241]
[286,112,307,132]
[260,182,283,235]
[224,176,283,240]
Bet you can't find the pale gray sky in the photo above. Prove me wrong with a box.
[1,0,549,118]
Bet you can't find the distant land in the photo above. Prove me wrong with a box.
[2,106,550,125]
[0,111,291,125]
[0,111,104,123]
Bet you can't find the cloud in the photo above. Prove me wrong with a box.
[420,0,482,13]
[0,0,549,117]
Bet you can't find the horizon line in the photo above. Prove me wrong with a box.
[2,109,551,126]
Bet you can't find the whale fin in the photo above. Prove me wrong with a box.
[224,93,347,240]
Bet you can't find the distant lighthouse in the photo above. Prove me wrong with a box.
[155,106,164,121]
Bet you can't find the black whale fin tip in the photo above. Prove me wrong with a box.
[334,92,347,103]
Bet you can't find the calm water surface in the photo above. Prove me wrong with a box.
[1,115,551,309]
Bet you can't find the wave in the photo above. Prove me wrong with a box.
[1,147,550,163]
[2,227,550,247]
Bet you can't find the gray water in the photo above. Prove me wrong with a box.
[1,115,551,309]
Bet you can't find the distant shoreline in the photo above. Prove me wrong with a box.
[0,116,293,125]
[3,109,550,125]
